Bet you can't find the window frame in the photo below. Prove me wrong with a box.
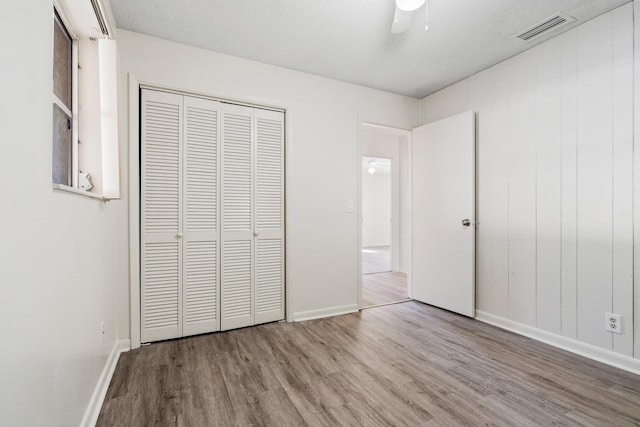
[53,4,79,189]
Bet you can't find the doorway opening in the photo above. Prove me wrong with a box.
[360,123,411,308]
[362,156,392,274]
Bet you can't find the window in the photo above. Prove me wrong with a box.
[51,1,120,200]
[52,9,76,187]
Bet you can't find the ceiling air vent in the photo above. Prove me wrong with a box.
[515,13,575,42]
[90,0,111,37]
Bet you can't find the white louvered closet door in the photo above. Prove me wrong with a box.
[221,103,255,330]
[254,109,285,325]
[182,96,221,336]
[141,90,183,343]
[142,90,284,340]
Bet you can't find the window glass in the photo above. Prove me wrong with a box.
[53,104,71,185]
[53,12,72,109]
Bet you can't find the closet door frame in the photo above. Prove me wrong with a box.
[128,76,289,349]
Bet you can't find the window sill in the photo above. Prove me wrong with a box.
[53,184,109,201]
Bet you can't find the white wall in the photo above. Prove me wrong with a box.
[362,165,392,247]
[421,4,637,360]
[116,30,419,327]
[0,2,126,425]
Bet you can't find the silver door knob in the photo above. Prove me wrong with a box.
[461,219,471,227]
[176,232,184,238]
[253,232,259,237]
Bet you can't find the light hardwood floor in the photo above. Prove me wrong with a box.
[361,272,409,307]
[98,302,640,426]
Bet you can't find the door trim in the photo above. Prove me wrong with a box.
[128,74,290,349]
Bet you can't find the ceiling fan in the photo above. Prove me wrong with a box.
[391,0,429,34]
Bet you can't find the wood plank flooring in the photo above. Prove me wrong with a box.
[97,302,640,426]
[361,272,409,307]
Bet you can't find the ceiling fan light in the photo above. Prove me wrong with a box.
[395,0,425,12]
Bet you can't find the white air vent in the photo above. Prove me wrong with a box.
[515,13,575,42]
[90,0,112,37]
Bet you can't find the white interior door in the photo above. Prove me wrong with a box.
[141,89,285,341]
[254,108,285,325]
[220,103,255,330]
[141,90,183,342]
[182,96,220,336]
[412,110,475,317]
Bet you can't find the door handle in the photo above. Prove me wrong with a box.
[461,219,471,227]
[176,232,184,239]
[253,231,259,237]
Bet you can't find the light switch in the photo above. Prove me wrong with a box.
[346,200,354,213]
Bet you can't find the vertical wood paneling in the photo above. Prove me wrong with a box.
[535,41,563,334]
[421,3,635,357]
[560,30,578,340]
[508,50,538,326]
[611,4,633,356]
[470,63,510,318]
[576,14,613,350]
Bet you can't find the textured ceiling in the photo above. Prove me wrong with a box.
[109,0,630,98]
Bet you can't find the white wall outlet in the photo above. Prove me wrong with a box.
[605,313,622,334]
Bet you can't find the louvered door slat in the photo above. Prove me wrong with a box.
[141,90,183,343]
[222,111,252,232]
[221,104,254,330]
[254,109,285,324]
[183,96,220,336]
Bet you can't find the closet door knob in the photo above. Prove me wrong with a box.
[176,232,184,239]
[253,232,259,237]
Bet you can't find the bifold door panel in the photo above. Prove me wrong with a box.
[141,91,184,343]
[183,96,220,337]
[141,89,284,343]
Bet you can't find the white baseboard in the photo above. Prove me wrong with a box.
[81,339,130,427]
[293,304,359,322]
[475,311,640,376]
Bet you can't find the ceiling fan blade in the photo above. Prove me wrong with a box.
[391,7,413,34]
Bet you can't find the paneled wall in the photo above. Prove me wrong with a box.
[421,4,635,358]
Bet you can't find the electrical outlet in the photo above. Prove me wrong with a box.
[605,313,621,334]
